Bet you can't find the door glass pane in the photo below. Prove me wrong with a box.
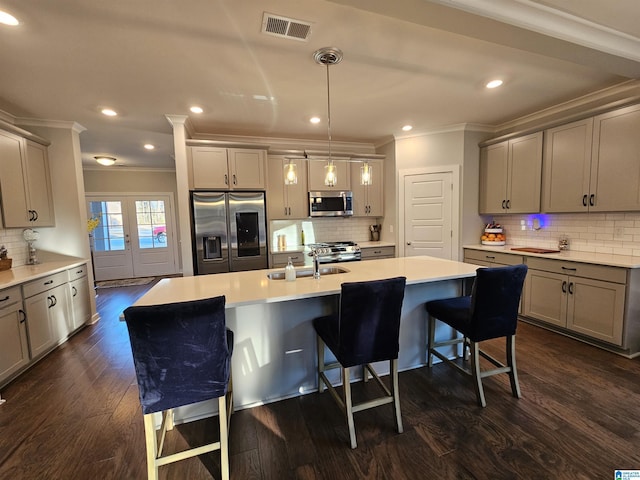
[89,201,125,251]
[135,200,167,249]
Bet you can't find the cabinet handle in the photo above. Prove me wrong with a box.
[72,286,78,297]
[224,174,228,185]
[561,266,576,271]
[233,174,237,185]
[374,250,382,254]
[33,210,38,221]
[486,255,495,260]
[288,207,291,215]
[44,280,54,285]
[19,309,26,324]
[582,194,588,207]
[0,295,9,302]
[562,281,567,293]
[502,200,506,209]
[568,282,574,295]
[76,269,84,274]
[589,194,595,207]
[47,296,53,308]
[506,199,511,209]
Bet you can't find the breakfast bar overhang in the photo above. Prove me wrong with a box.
[130,256,479,423]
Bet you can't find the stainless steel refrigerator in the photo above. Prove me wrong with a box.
[191,191,268,275]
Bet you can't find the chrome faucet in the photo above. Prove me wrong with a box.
[311,248,321,279]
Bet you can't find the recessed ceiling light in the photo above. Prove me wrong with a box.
[190,106,203,114]
[101,108,118,117]
[486,79,503,89]
[0,11,19,26]
[402,125,413,132]
[94,156,116,166]
[310,117,321,124]
[144,144,155,150]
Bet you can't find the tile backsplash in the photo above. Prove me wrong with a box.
[490,212,640,256]
[0,228,31,267]
[271,217,377,248]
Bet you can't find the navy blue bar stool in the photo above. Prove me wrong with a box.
[425,264,527,407]
[313,276,406,448]
[123,296,234,480]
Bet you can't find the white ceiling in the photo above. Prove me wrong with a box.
[0,0,638,169]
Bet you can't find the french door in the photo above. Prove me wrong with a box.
[87,194,178,281]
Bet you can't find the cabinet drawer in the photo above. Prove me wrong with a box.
[525,257,626,284]
[464,250,522,266]
[67,264,88,281]
[23,271,68,298]
[361,246,395,259]
[0,286,22,310]
[272,252,305,267]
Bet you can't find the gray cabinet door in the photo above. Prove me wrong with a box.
[479,141,508,214]
[590,104,640,212]
[542,119,593,213]
[507,132,543,213]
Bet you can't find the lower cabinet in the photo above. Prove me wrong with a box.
[0,286,29,385]
[523,257,625,346]
[271,251,306,268]
[68,265,91,330]
[361,245,395,260]
[23,271,73,360]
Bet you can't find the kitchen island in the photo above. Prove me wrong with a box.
[131,256,478,422]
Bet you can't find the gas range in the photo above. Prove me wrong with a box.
[307,241,361,263]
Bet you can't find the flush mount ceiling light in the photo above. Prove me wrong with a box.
[101,108,118,117]
[402,125,413,132]
[190,106,203,114]
[309,116,321,124]
[144,144,155,150]
[95,156,116,166]
[486,79,503,89]
[0,10,19,26]
[313,46,343,187]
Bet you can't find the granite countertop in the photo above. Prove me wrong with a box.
[133,255,477,309]
[0,252,88,289]
[464,244,640,269]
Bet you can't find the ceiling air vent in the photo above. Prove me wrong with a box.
[262,12,312,41]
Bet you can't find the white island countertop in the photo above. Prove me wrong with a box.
[464,244,640,269]
[133,256,478,308]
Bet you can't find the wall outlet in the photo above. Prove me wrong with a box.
[614,226,624,240]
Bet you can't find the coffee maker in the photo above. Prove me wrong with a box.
[369,224,381,242]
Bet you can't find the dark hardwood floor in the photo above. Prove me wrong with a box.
[1,281,640,479]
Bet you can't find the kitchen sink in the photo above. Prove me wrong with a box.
[267,266,350,280]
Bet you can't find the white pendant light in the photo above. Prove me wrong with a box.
[360,161,372,186]
[284,159,298,185]
[313,47,343,187]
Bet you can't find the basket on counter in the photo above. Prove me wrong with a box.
[0,258,12,271]
[481,223,506,246]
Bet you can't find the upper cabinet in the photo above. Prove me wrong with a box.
[307,159,350,191]
[188,146,266,190]
[266,156,309,220]
[589,104,640,212]
[479,131,543,214]
[542,104,640,213]
[542,118,593,212]
[350,160,383,216]
[0,130,55,228]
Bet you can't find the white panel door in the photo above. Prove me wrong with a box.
[88,197,134,281]
[404,172,453,259]
[128,196,178,278]
[88,194,178,281]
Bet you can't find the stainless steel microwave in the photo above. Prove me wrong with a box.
[309,191,353,217]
